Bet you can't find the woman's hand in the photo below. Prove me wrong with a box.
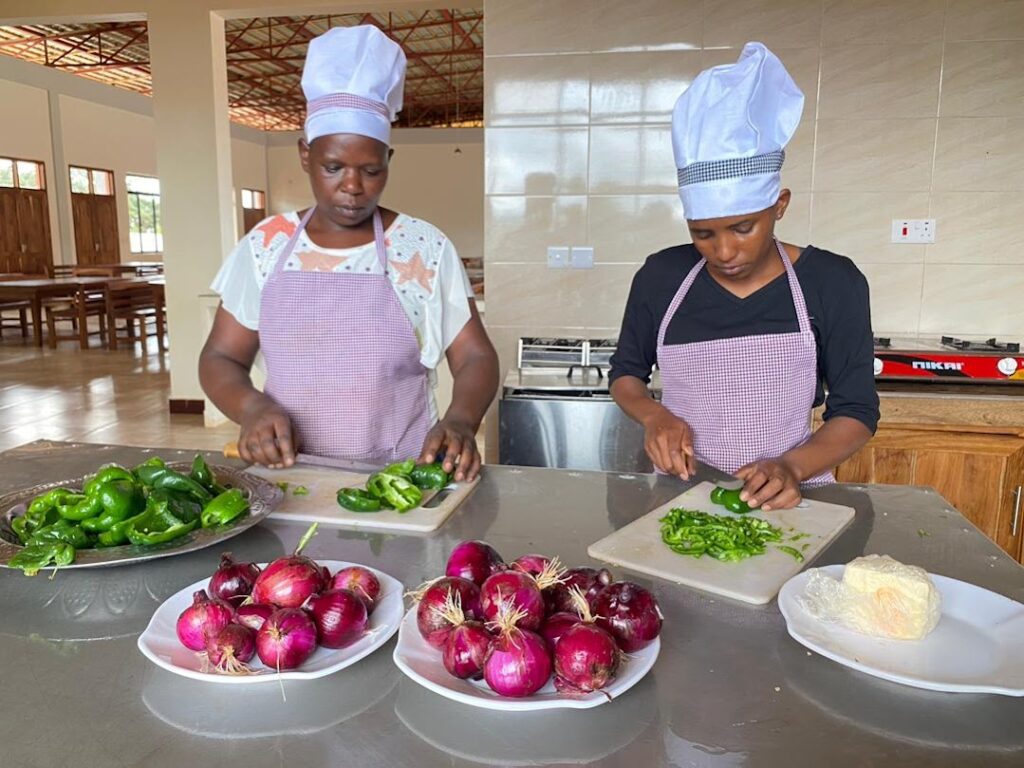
[419,417,481,482]
[642,409,697,479]
[238,400,297,468]
[735,458,801,511]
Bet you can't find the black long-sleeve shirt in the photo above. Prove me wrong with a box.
[609,244,880,433]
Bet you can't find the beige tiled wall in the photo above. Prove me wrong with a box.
[484,0,1024,368]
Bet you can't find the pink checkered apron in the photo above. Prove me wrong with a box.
[656,239,834,486]
[258,208,432,461]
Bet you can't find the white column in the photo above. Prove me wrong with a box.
[148,6,235,402]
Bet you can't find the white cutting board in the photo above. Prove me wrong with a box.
[588,481,855,605]
[246,465,479,533]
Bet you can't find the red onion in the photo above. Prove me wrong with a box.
[331,566,381,613]
[480,571,544,631]
[206,624,256,674]
[209,554,261,607]
[256,608,318,670]
[305,589,369,649]
[593,581,663,652]
[445,540,504,586]
[545,567,612,614]
[176,589,233,651]
[552,587,620,694]
[250,524,326,608]
[415,576,481,649]
[442,622,490,680]
[511,553,550,577]
[235,603,275,632]
[482,601,552,697]
[540,611,582,649]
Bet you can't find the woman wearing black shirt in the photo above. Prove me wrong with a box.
[610,43,878,511]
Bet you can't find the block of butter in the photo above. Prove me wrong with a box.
[801,554,942,641]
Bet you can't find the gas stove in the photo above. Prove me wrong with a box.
[873,336,1024,384]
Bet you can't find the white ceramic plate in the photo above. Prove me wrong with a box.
[137,560,403,684]
[778,564,1024,697]
[392,606,660,710]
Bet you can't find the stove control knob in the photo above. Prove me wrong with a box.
[873,357,883,376]
[997,357,1018,377]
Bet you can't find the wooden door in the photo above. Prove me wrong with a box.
[72,194,120,265]
[71,193,97,265]
[243,206,266,234]
[0,188,19,273]
[997,451,1024,560]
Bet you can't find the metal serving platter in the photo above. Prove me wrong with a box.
[0,462,282,570]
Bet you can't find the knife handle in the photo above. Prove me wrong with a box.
[223,441,242,459]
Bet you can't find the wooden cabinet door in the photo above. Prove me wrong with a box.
[15,188,52,274]
[996,452,1024,560]
[243,206,265,234]
[914,449,1008,543]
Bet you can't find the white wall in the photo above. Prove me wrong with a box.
[0,77,60,264]
[266,127,484,261]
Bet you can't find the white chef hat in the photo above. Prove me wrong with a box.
[302,25,406,146]
[672,42,804,221]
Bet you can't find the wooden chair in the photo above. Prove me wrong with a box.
[45,285,109,349]
[0,300,32,338]
[72,266,121,277]
[105,280,166,352]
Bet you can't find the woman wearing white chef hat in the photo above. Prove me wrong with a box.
[610,42,879,510]
[200,25,498,480]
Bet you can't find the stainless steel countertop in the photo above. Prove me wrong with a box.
[0,440,1021,768]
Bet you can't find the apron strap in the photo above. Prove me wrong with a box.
[373,209,388,270]
[657,258,706,349]
[273,208,316,277]
[773,238,813,337]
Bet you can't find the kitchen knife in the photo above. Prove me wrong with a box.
[222,441,384,474]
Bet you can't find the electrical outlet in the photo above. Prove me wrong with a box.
[547,246,570,269]
[891,219,936,244]
[570,246,594,269]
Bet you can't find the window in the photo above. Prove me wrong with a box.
[70,166,114,196]
[126,174,162,254]
[0,157,45,190]
[241,188,265,210]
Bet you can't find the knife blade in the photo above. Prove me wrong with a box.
[222,442,385,474]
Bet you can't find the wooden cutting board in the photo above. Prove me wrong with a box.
[587,481,855,605]
[246,465,479,533]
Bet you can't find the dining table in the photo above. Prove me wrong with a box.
[0,275,162,348]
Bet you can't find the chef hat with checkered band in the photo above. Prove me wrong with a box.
[672,42,804,221]
[302,25,406,146]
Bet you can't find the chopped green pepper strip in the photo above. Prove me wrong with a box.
[366,471,422,513]
[292,485,309,496]
[775,545,805,563]
[276,481,290,493]
[659,507,785,562]
[336,487,384,512]
[200,488,249,528]
[8,542,75,576]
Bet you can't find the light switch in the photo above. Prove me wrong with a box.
[547,246,570,269]
[891,219,936,244]
[570,246,594,269]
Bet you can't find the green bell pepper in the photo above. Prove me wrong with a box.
[80,479,146,532]
[366,471,422,513]
[143,467,213,504]
[190,454,227,495]
[336,487,384,512]
[57,494,102,522]
[125,498,198,546]
[82,465,135,496]
[11,515,31,544]
[710,485,752,515]
[27,519,92,549]
[200,488,249,528]
[96,511,147,547]
[409,463,450,490]
[8,542,75,576]
[27,488,78,518]
[133,456,167,485]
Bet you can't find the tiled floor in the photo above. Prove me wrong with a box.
[0,331,238,454]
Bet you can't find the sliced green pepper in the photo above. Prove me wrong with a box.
[9,542,75,576]
[27,488,78,517]
[148,467,213,503]
[200,488,249,528]
[96,511,146,547]
[11,516,31,544]
[409,463,450,490]
[190,454,228,495]
[80,479,146,532]
[383,459,416,478]
[366,472,422,513]
[133,456,167,485]
[336,487,384,512]
[28,519,92,549]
